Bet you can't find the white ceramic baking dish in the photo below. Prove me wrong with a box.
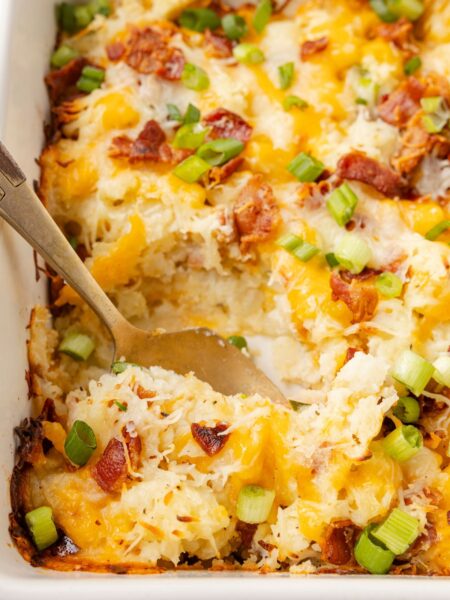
[0,1,449,597]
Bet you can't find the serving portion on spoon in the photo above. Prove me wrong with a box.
[0,141,286,404]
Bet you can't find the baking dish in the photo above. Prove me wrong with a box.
[1,0,450,597]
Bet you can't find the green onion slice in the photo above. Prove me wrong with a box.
[433,355,450,387]
[282,95,308,111]
[25,506,58,551]
[89,0,111,17]
[420,96,449,133]
[196,138,244,166]
[382,425,423,462]
[64,420,97,466]
[422,113,448,133]
[178,8,221,32]
[167,103,183,122]
[421,96,446,114]
[181,63,210,91]
[236,484,275,524]
[184,103,201,124]
[276,233,320,262]
[278,62,295,90]
[391,349,434,396]
[326,183,358,227]
[253,0,272,33]
[58,3,77,33]
[173,124,209,150]
[334,233,372,275]
[276,233,302,252]
[404,55,421,75]
[228,335,248,350]
[233,43,265,64]
[425,219,450,241]
[111,361,137,374]
[77,77,102,93]
[354,72,379,107]
[354,525,395,574]
[74,5,93,29]
[173,155,211,183]
[393,396,420,423]
[369,0,397,22]
[287,152,325,182]
[59,332,95,361]
[388,0,424,21]
[81,65,105,82]
[372,509,420,555]
[114,400,128,412]
[375,272,403,298]
[51,45,79,69]
[325,252,339,268]
[222,14,248,41]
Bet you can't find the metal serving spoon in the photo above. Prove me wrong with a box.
[0,141,286,404]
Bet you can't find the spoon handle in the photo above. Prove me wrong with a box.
[0,140,128,342]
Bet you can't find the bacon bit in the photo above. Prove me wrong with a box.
[191,422,230,456]
[321,520,360,566]
[135,385,156,400]
[375,17,414,51]
[447,511,450,526]
[258,539,276,552]
[378,77,425,127]
[330,272,378,324]
[340,267,381,283]
[344,347,359,364]
[106,41,126,61]
[122,423,142,471]
[233,174,280,251]
[45,57,88,105]
[401,522,437,559]
[208,156,243,186]
[204,29,233,58]
[202,108,253,143]
[300,36,328,60]
[177,515,194,523]
[110,119,190,165]
[91,438,127,493]
[236,520,257,549]
[336,152,409,198]
[125,27,185,80]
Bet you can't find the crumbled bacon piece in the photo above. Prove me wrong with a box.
[45,57,88,105]
[204,29,233,58]
[191,422,230,456]
[322,520,360,566]
[378,77,425,127]
[340,267,381,283]
[336,152,409,198]
[236,521,257,549]
[330,271,378,324]
[258,539,276,552]
[91,438,127,493]
[106,41,126,61]
[344,347,359,364]
[135,385,156,400]
[233,174,280,251]
[375,17,413,51]
[125,27,185,80]
[208,156,243,186]
[122,423,142,471]
[202,108,253,143]
[300,36,328,60]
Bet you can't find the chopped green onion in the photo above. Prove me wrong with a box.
[392,349,434,396]
[77,77,101,93]
[388,0,424,21]
[325,252,339,268]
[326,183,358,227]
[276,233,302,252]
[196,138,244,166]
[81,65,105,82]
[253,0,272,33]
[167,103,183,122]
[283,95,308,111]
[222,14,248,41]
[393,396,420,423]
[404,55,421,75]
[292,240,320,262]
[173,155,211,183]
[287,152,325,182]
[88,0,111,17]
[433,355,450,387]
[236,485,275,524]
[25,507,58,551]
[334,233,372,275]
[354,525,395,574]
[372,509,420,555]
[278,62,295,90]
[425,219,450,241]
[111,361,137,374]
[173,124,209,150]
[178,8,221,32]
[74,4,93,29]
[51,45,79,68]
[233,43,265,64]
[382,425,423,462]
[64,420,97,466]
[369,0,397,21]
[289,400,308,411]
[114,400,128,412]
[420,96,449,133]
[375,272,403,298]
[354,73,379,107]
[184,103,201,124]
[68,235,78,250]
[58,3,77,34]
[77,66,105,93]
[228,335,248,350]
[422,113,448,133]
[59,332,95,361]
[181,63,210,91]
[421,96,446,114]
